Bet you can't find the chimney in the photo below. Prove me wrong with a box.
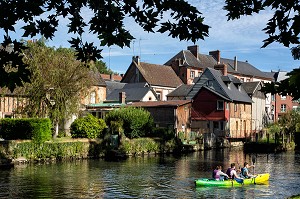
[234,56,238,71]
[209,50,220,64]
[187,45,199,59]
[119,92,126,104]
[132,56,140,65]
[214,63,227,76]
[110,73,114,81]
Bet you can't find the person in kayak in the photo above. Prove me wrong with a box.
[213,166,229,181]
[226,163,242,180]
[241,162,255,178]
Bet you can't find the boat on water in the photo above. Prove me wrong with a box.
[195,173,270,187]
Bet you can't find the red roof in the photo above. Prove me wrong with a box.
[101,74,122,81]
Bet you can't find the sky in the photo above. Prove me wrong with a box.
[2,0,299,75]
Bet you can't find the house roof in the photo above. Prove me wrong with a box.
[242,82,261,95]
[106,83,155,102]
[220,58,272,79]
[164,50,216,69]
[127,61,183,88]
[105,81,127,95]
[167,84,193,97]
[90,71,106,86]
[129,100,191,108]
[100,74,123,82]
[164,46,272,80]
[189,67,253,103]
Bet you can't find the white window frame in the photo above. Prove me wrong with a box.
[281,104,287,112]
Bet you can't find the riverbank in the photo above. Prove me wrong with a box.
[0,137,188,165]
[244,141,295,153]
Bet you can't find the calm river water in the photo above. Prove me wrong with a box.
[0,148,299,199]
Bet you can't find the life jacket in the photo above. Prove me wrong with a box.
[226,168,233,179]
[212,169,218,179]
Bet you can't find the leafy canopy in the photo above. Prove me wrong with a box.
[224,0,300,98]
[22,40,98,122]
[0,0,209,91]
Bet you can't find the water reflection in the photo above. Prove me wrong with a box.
[0,149,299,198]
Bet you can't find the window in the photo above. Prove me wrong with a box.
[240,78,244,82]
[246,79,250,82]
[156,92,161,100]
[220,121,224,130]
[226,102,229,110]
[217,100,224,110]
[281,95,286,100]
[190,71,195,78]
[198,72,202,77]
[271,94,275,101]
[244,104,246,111]
[281,104,287,112]
[234,104,237,112]
[213,121,219,129]
[90,92,96,104]
[236,121,239,130]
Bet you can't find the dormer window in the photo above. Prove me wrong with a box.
[190,71,195,78]
[206,80,213,87]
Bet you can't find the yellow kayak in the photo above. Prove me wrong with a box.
[195,173,270,187]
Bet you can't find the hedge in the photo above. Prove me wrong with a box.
[0,118,52,143]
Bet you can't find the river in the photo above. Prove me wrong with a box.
[0,148,299,198]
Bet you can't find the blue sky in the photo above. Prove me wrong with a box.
[2,0,299,74]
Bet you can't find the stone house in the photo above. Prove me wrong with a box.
[121,56,183,101]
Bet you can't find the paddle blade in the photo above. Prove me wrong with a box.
[235,178,244,184]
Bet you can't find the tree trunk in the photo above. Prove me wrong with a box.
[53,120,59,138]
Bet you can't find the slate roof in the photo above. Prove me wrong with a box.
[164,50,216,69]
[133,62,183,88]
[220,58,271,79]
[105,81,127,96]
[167,84,193,97]
[242,82,261,95]
[106,83,155,102]
[188,67,253,103]
[129,100,191,107]
[164,46,272,80]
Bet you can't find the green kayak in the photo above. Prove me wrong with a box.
[195,173,270,187]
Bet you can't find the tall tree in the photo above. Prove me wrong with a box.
[23,40,98,137]
[93,60,114,75]
[0,0,209,91]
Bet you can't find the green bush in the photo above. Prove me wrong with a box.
[149,127,175,140]
[105,107,154,138]
[0,118,52,143]
[70,114,107,138]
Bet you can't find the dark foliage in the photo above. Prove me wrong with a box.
[0,0,209,91]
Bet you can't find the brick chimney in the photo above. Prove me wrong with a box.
[214,63,227,76]
[209,50,220,64]
[234,56,238,71]
[119,92,126,104]
[132,56,140,65]
[187,45,199,59]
